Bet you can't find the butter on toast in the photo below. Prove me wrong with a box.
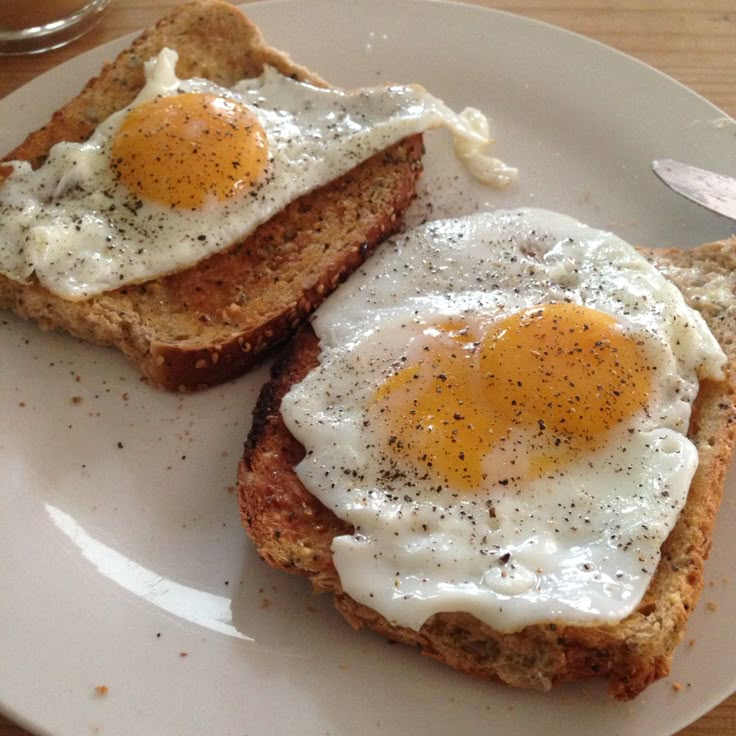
[237,235,736,700]
[0,0,424,391]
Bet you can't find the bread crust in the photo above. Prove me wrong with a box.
[238,236,736,700]
[0,0,424,391]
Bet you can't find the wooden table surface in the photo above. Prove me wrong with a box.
[1,1,735,734]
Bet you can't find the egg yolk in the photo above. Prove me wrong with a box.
[111,92,268,209]
[373,303,653,491]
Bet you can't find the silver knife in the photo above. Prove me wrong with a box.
[651,158,736,221]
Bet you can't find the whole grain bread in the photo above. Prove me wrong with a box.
[0,0,423,391]
[237,235,736,700]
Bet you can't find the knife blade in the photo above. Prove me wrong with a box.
[651,158,736,221]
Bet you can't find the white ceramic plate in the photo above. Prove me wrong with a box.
[1,2,735,735]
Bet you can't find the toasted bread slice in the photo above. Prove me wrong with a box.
[237,235,736,700]
[0,0,424,391]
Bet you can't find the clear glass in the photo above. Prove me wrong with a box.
[0,0,111,55]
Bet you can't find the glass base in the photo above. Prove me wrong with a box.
[0,0,111,56]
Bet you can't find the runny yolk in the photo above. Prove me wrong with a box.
[111,92,268,209]
[372,303,652,491]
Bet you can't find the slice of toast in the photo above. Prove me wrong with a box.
[237,235,736,700]
[0,0,423,391]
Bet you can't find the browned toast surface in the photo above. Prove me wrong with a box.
[0,0,424,390]
[238,236,736,700]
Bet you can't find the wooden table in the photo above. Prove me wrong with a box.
[1,1,734,734]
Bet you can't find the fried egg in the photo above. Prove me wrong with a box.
[280,208,726,632]
[0,48,498,300]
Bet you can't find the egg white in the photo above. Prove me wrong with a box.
[0,48,490,300]
[281,208,726,632]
